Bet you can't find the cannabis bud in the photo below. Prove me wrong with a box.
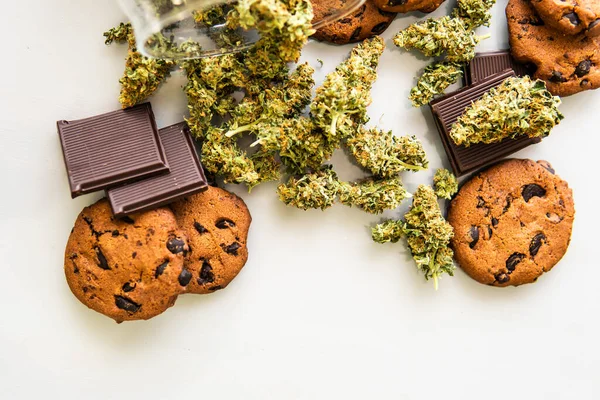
[393,16,486,63]
[340,177,409,215]
[450,76,564,146]
[277,166,341,210]
[346,128,429,178]
[452,0,497,30]
[311,36,385,142]
[410,62,463,107]
[433,168,458,200]
[104,23,176,108]
[372,185,455,289]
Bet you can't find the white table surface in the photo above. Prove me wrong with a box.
[1,1,599,399]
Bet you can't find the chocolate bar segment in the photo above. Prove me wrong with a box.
[430,70,541,177]
[464,50,534,86]
[107,122,208,217]
[58,103,168,198]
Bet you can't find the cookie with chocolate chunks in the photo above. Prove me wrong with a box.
[312,0,397,45]
[65,199,189,322]
[531,0,600,37]
[372,0,446,14]
[507,0,600,96]
[171,187,252,294]
[448,159,575,287]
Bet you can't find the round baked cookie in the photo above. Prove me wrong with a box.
[170,187,252,294]
[372,0,446,14]
[312,0,397,45]
[531,0,600,37]
[448,159,575,287]
[65,199,190,323]
[507,0,600,97]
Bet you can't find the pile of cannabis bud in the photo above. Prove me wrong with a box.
[393,0,496,107]
[105,0,428,216]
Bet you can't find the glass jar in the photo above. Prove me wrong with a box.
[117,0,366,60]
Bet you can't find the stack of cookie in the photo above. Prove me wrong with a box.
[507,0,600,96]
[65,186,252,323]
[312,0,446,45]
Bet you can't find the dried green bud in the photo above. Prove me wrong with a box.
[104,23,175,108]
[346,128,429,178]
[450,76,564,146]
[255,118,334,174]
[277,166,340,210]
[371,220,405,244]
[340,177,408,214]
[226,63,315,138]
[193,4,229,26]
[402,185,455,289]
[393,16,486,62]
[433,168,458,200]
[311,37,385,142]
[201,127,260,186]
[250,149,282,187]
[410,62,464,107]
[452,0,497,29]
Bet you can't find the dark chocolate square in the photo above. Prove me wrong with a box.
[107,122,208,217]
[58,103,168,198]
[464,50,534,86]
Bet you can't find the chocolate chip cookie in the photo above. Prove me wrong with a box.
[312,0,397,44]
[507,0,600,96]
[65,199,189,322]
[448,159,575,287]
[170,187,252,294]
[531,0,600,37]
[372,0,446,14]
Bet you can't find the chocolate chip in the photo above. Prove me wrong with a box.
[563,12,580,26]
[349,28,362,42]
[114,296,141,313]
[122,282,136,292]
[506,253,525,272]
[112,230,120,237]
[522,184,547,202]
[215,218,236,229]
[537,160,555,174]
[354,5,367,18]
[167,237,186,254]
[94,246,110,270]
[575,60,592,77]
[72,261,79,274]
[222,242,241,256]
[549,71,568,83]
[546,212,563,223]
[178,269,192,286]
[378,9,396,17]
[121,216,135,224]
[589,19,600,30]
[194,222,208,234]
[371,22,390,35]
[502,197,512,214]
[477,196,486,208]
[487,226,493,239]
[581,79,590,87]
[388,0,408,5]
[155,261,169,278]
[469,226,479,249]
[495,273,510,284]
[529,233,547,257]
[209,285,223,292]
[198,260,215,285]
[491,217,499,227]
[132,252,137,259]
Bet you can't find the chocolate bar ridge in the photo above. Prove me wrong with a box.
[465,50,534,86]
[58,103,168,198]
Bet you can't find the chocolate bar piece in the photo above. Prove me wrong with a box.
[464,50,534,86]
[58,103,168,198]
[107,122,208,217]
[430,70,541,177]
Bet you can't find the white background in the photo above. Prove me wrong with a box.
[1,1,599,399]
